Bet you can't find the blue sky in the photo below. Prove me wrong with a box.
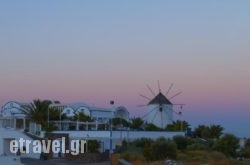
[0,1,250,137]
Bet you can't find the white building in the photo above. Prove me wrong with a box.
[50,102,129,122]
[0,101,129,129]
[0,101,29,130]
[0,100,184,159]
[48,102,129,131]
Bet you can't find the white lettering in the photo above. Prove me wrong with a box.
[42,140,51,153]
[33,140,41,153]
[71,140,79,155]
[80,140,86,153]
[52,140,60,153]
[10,140,18,153]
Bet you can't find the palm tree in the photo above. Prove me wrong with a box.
[165,120,189,131]
[22,99,52,127]
[109,117,130,130]
[22,99,69,131]
[145,123,161,131]
[194,124,224,139]
[130,117,144,130]
[194,124,210,138]
[209,124,224,139]
[73,112,92,122]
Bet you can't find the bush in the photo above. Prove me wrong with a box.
[187,143,208,151]
[186,138,213,151]
[243,146,250,158]
[213,134,239,157]
[173,135,188,150]
[133,138,153,148]
[151,137,177,160]
[87,140,100,153]
[142,143,152,161]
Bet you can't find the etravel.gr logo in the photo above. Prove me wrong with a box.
[10,137,87,155]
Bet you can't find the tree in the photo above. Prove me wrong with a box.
[130,117,144,130]
[48,107,67,121]
[145,123,161,131]
[194,124,224,139]
[22,99,67,131]
[209,124,224,139]
[213,134,239,157]
[73,112,92,122]
[165,120,189,131]
[195,125,210,139]
[165,123,175,131]
[22,99,52,127]
[110,117,130,129]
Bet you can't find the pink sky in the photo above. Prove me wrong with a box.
[1,1,250,137]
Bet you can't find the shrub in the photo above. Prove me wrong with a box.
[187,143,208,151]
[243,146,250,158]
[87,140,100,153]
[213,134,239,157]
[133,138,153,148]
[142,143,152,161]
[151,137,177,160]
[173,135,188,150]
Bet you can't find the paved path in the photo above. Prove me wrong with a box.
[21,158,110,165]
[0,156,24,165]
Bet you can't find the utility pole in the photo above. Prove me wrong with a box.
[109,100,114,162]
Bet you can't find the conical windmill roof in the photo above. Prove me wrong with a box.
[148,92,172,105]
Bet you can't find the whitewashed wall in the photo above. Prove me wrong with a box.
[0,128,41,159]
[146,104,173,128]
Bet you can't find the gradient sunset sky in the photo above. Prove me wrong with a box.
[0,1,250,137]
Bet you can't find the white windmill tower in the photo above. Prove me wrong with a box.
[139,81,184,129]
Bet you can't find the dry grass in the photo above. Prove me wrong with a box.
[177,150,229,165]
[129,159,250,165]
[116,151,250,165]
[229,159,250,165]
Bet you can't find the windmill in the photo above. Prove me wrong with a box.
[139,81,184,129]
